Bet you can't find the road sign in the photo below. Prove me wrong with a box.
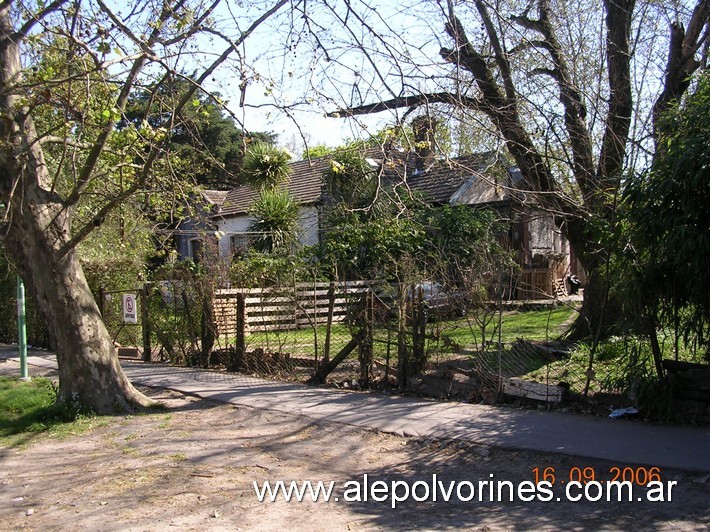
[122,294,138,324]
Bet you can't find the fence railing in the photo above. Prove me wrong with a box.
[97,275,707,421]
[212,280,383,335]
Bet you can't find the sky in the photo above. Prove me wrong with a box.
[94,0,690,160]
[193,0,437,152]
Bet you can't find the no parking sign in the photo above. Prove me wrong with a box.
[122,294,138,324]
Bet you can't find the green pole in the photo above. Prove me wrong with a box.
[17,275,29,380]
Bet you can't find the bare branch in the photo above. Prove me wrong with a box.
[13,0,69,39]
[328,92,480,117]
[653,0,710,135]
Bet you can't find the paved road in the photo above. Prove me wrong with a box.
[3,348,709,472]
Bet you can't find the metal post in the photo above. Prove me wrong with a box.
[141,284,151,362]
[17,275,29,380]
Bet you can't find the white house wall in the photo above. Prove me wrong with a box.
[216,215,254,257]
[215,205,320,258]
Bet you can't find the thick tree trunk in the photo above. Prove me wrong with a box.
[563,219,622,342]
[0,4,151,413]
[565,263,621,342]
[5,212,153,413]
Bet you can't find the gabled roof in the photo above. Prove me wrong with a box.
[218,157,330,217]
[212,145,517,219]
[380,150,516,206]
[201,190,229,206]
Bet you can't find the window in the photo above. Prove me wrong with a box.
[230,233,253,255]
[189,238,203,263]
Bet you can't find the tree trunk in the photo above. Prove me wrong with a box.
[563,219,621,342]
[3,198,153,413]
[0,6,151,413]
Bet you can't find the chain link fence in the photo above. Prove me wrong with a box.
[97,271,707,418]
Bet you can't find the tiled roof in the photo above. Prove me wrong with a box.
[218,157,331,217]
[214,146,513,219]
[382,151,512,206]
[201,190,229,206]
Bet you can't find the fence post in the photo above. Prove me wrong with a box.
[141,283,151,362]
[358,289,374,387]
[397,283,408,390]
[232,292,246,372]
[98,286,105,317]
[411,285,426,375]
[322,281,336,365]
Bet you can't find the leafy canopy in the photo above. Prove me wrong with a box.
[621,71,710,351]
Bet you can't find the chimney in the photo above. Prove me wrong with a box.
[412,115,437,175]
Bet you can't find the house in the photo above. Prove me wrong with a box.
[174,189,228,262]
[175,157,329,262]
[176,144,581,298]
[382,149,581,298]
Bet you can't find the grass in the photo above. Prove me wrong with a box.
[432,305,577,351]
[213,305,578,363]
[0,376,101,447]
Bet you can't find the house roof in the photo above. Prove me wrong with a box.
[201,190,229,206]
[213,146,516,219]
[379,150,516,206]
[218,157,330,217]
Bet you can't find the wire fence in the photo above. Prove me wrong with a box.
[99,273,707,418]
[130,278,588,399]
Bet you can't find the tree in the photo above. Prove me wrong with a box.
[248,188,301,253]
[124,77,275,190]
[0,0,289,413]
[242,141,293,190]
[621,71,710,370]
[322,0,709,340]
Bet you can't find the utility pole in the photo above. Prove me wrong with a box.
[17,275,29,381]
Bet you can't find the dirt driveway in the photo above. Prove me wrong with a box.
[0,359,708,531]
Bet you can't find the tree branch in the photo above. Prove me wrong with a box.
[13,0,69,40]
[328,92,480,117]
[527,0,596,204]
[597,0,635,193]
[653,0,709,137]
[60,0,291,252]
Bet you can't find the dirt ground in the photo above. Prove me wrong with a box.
[1,359,708,531]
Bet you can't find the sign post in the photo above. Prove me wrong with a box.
[122,294,138,324]
[17,275,29,380]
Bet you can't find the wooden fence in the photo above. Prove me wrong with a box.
[518,268,554,299]
[213,280,382,335]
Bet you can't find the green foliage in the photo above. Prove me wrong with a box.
[248,189,301,253]
[78,207,153,294]
[303,144,334,159]
[621,71,710,354]
[318,208,425,280]
[322,147,377,207]
[423,205,511,287]
[149,260,207,366]
[242,141,293,190]
[0,377,96,446]
[148,240,228,367]
[0,254,51,348]
[230,252,314,288]
[124,78,275,190]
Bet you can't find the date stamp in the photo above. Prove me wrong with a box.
[532,466,663,486]
[531,465,677,502]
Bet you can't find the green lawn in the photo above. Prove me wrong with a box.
[0,377,100,447]
[430,305,577,352]
[223,305,578,361]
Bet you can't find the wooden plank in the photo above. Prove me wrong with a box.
[502,378,565,403]
[247,323,299,332]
